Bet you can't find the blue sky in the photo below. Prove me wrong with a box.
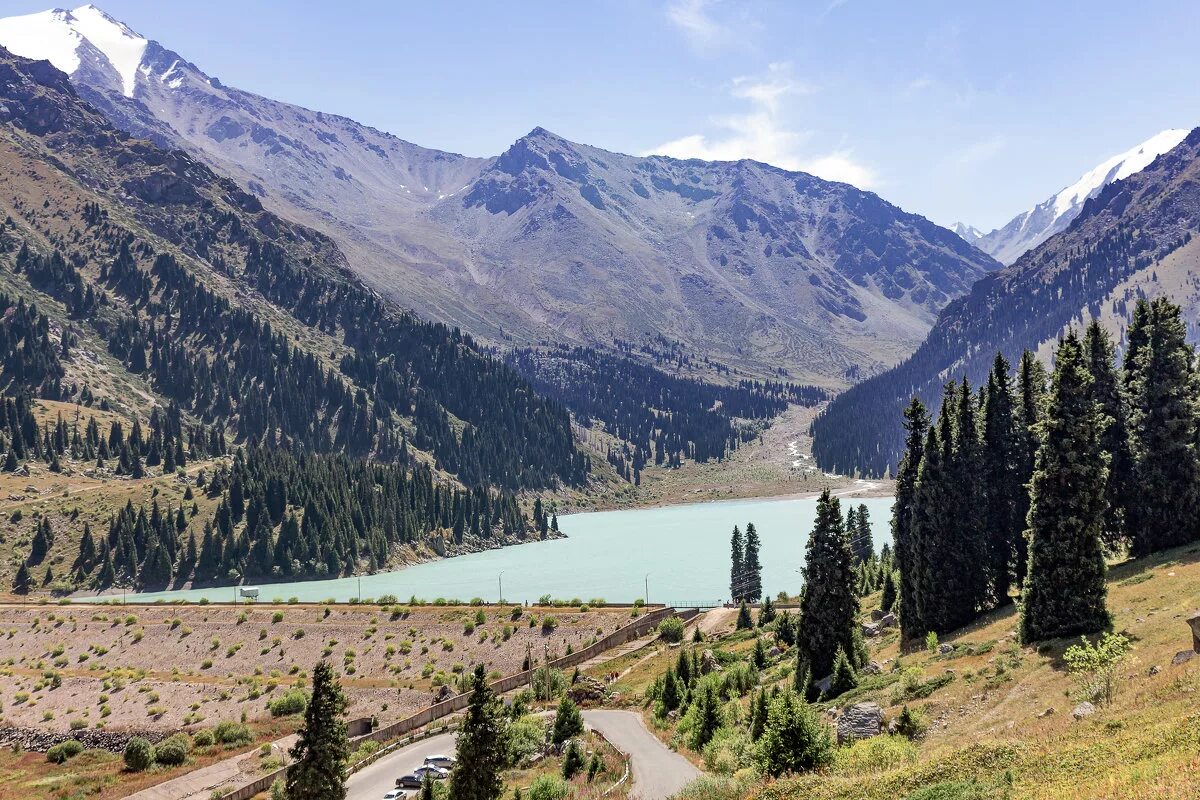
[6,0,1200,229]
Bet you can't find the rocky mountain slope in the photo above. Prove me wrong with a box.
[0,5,1000,386]
[813,127,1200,475]
[956,129,1189,265]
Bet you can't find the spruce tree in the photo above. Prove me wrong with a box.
[1084,320,1134,551]
[743,523,763,603]
[449,664,509,800]
[880,568,897,613]
[796,490,860,678]
[1020,332,1110,643]
[729,525,744,603]
[981,353,1023,606]
[1015,350,1047,586]
[12,562,32,595]
[892,397,929,643]
[951,378,989,614]
[1125,298,1200,556]
[286,661,349,800]
[851,503,873,564]
[910,388,955,635]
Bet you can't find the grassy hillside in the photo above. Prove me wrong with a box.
[605,543,1200,800]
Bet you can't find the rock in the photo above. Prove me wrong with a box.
[815,674,832,696]
[434,684,453,702]
[862,622,881,638]
[1038,707,1055,718]
[1189,611,1200,652]
[880,613,897,628]
[700,649,721,675]
[862,661,883,676]
[1149,665,1161,676]
[768,647,781,659]
[568,676,607,703]
[0,725,164,754]
[1071,702,1095,720]
[1172,650,1195,667]
[837,702,883,744]
[938,643,954,655]
[870,609,885,621]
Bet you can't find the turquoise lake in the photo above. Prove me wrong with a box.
[110,493,894,605]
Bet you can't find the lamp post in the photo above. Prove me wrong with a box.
[498,571,505,604]
[644,574,649,607]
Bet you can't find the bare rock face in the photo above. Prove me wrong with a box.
[700,649,721,675]
[1188,612,1200,652]
[568,676,607,703]
[1072,702,1096,720]
[836,702,883,744]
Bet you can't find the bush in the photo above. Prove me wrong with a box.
[124,737,155,772]
[46,739,84,763]
[193,729,215,747]
[541,615,559,633]
[673,775,753,800]
[507,715,547,766]
[701,726,754,775]
[531,667,568,700]
[1063,632,1131,705]
[526,775,570,800]
[213,720,253,746]
[894,705,927,740]
[155,734,191,766]
[658,615,685,643]
[267,689,309,717]
[833,735,918,776]
[754,691,832,777]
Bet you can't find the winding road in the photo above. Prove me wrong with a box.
[344,710,699,800]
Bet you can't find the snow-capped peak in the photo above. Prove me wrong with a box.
[0,5,148,97]
[949,221,983,243]
[1048,128,1189,220]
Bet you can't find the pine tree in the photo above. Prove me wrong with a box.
[1084,320,1134,552]
[449,664,509,800]
[892,398,929,643]
[1015,350,1047,586]
[981,353,1023,606]
[1020,332,1110,643]
[827,645,858,697]
[880,568,897,613]
[743,523,763,603]
[749,689,768,741]
[796,490,860,678]
[1126,298,1200,556]
[736,600,753,630]
[849,503,873,564]
[552,695,584,745]
[952,377,989,613]
[286,661,349,800]
[12,562,32,595]
[753,690,833,777]
[729,525,744,602]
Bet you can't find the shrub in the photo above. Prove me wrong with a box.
[551,695,584,744]
[46,739,84,763]
[268,689,309,717]
[507,715,546,766]
[754,691,832,777]
[123,737,155,771]
[213,720,253,746]
[673,775,753,800]
[526,775,570,800]
[193,729,215,747]
[894,705,927,740]
[658,615,685,643]
[1063,632,1131,705]
[562,739,585,778]
[541,616,559,633]
[925,631,939,653]
[701,726,754,775]
[833,735,918,776]
[155,734,191,766]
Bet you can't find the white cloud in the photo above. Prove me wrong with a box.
[641,64,878,189]
[952,135,1007,168]
[666,0,723,49]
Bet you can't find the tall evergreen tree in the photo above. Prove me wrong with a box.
[795,490,861,678]
[952,377,989,613]
[892,397,929,644]
[1125,298,1200,556]
[448,664,509,800]
[981,353,1023,606]
[1020,332,1110,642]
[743,523,763,603]
[286,661,349,800]
[1014,350,1047,586]
[729,525,745,603]
[1083,320,1134,551]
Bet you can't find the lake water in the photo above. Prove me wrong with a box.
[110,493,894,605]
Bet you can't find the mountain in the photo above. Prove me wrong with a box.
[949,221,984,246]
[955,129,1190,264]
[812,127,1200,476]
[0,5,1000,386]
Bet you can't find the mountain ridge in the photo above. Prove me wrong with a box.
[0,4,1000,386]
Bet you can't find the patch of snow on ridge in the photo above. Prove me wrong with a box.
[68,4,147,97]
[0,9,84,75]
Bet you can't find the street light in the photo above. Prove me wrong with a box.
[498,571,505,604]
[644,574,649,607]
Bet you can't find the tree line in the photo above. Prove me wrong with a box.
[893,298,1200,645]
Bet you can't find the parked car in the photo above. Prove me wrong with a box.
[395,774,422,789]
[382,791,408,800]
[424,754,456,769]
[414,764,450,780]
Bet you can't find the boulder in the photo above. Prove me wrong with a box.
[862,661,883,676]
[938,643,954,655]
[1037,707,1055,718]
[836,702,883,744]
[870,609,885,621]
[1071,702,1095,720]
[814,674,832,696]
[700,649,721,675]
[862,622,882,638]
[1172,650,1195,667]
[1189,612,1200,652]
[880,613,897,628]
[569,676,606,703]
[1149,665,1162,676]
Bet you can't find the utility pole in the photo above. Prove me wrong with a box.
[357,576,362,603]
[644,574,649,607]
[498,571,505,604]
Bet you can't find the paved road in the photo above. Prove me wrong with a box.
[345,732,456,800]
[344,711,699,800]
[584,710,701,800]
